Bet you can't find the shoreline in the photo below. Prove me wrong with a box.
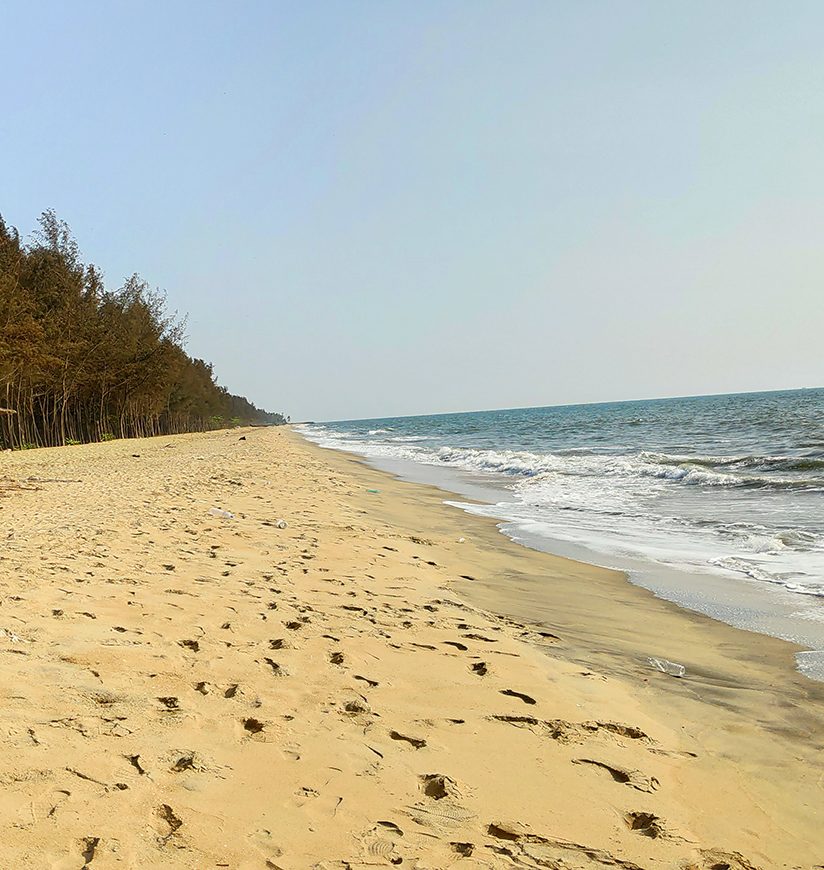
[0,426,820,867]
[293,429,817,685]
[297,427,824,682]
[292,430,824,851]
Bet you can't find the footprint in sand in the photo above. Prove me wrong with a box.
[572,758,659,793]
[389,730,426,749]
[178,639,200,652]
[125,754,147,775]
[451,841,475,856]
[263,658,288,676]
[154,804,183,844]
[492,715,652,746]
[293,786,320,807]
[697,848,761,870]
[485,821,644,868]
[418,773,461,800]
[624,811,667,839]
[76,837,100,867]
[405,800,474,831]
[500,689,537,705]
[247,829,284,864]
[170,753,198,773]
[444,641,468,652]
[340,696,373,722]
[242,717,266,736]
[358,821,404,865]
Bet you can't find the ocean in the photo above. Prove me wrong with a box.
[296,388,824,679]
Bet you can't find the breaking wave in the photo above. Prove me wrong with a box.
[296,390,824,606]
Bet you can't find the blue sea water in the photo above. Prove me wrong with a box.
[297,389,824,675]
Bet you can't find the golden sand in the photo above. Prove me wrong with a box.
[0,427,820,868]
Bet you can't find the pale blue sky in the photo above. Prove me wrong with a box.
[2,1,822,421]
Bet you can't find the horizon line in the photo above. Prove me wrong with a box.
[311,384,822,425]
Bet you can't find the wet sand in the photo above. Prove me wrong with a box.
[0,426,820,868]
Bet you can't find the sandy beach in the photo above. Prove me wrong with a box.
[0,426,820,869]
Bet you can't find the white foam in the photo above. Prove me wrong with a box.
[796,650,824,681]
[297,424,824,600]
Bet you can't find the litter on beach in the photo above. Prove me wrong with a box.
[647,657,686,677]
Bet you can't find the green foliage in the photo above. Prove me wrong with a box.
[65,438,81,446]
[0,211,287,450]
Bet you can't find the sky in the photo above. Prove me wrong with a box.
[2,1,823,421]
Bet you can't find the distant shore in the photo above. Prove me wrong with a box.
[0,427,819,867]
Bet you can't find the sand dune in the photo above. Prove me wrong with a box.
[0,428,819,868]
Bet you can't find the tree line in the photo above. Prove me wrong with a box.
[0,210,285,449]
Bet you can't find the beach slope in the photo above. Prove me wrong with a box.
[0,428,819,868]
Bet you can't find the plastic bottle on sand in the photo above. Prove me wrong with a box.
[647,657,686,677]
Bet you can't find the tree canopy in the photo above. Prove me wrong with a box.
[0,210,285,449]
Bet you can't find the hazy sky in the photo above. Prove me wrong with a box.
[2,2,822,421]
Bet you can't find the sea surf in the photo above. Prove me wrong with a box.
[297,388,824,679]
